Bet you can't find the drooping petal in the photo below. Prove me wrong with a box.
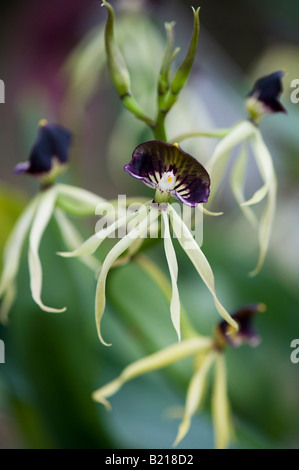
[212,353,233,449]
[173,351,216,446]
[249,128,277,276]
[54,209,100,272]
[167,205,238,331]
[0,195,39,321]
[206,121,255,200]
[161,210,181,341]
[95,205,158,346]
[196,204,223,217]
[241,183,269,207]
[124,140,210,206]
[230,142,258,228]
[28,186,66,312]
[92,336,213,409]
[58,210,139,259]
[56,184,108,216]
[14,120,72,180]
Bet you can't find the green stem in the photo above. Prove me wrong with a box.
[153,109,167,141]
[135,253,198,340]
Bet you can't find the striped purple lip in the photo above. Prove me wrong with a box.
[124,140,210,207]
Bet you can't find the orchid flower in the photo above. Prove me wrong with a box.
[0,120,108,321]
[205,71,286,275]
[93,303,265,449]
[60,140,238,345]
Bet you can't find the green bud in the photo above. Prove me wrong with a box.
[102,0,155,128]
[161,7,200,112]
[102,0,131,97]
[158,22,180,101]
[171,7,200,95]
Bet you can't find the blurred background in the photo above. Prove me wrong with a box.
[0,0,299,449]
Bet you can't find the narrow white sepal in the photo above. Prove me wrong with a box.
[196,204,223,217]
[54,209,100,272]
[249,128,277,276]
[28,186,66,313]
[0,195,39,320]
[212,353,232,449]
[58,210,138,258]
[161,210,181,342]
[241,183,269,207]
[167,205,238,331]
[230,143,258,228]
[95,206,159,346]
[206,121,255,199]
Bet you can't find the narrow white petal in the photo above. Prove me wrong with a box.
[206,121,255,199]
[0,195,39,318]
[230,143,258,228]
[168,205,238,331]
[28,187,66,313]
[95,206,159,346]
[54,209,100,272]
[58,210,138,258]
[212,353,233,449]
[240,184,269,207]
[249,129,277,276]
[92,336,213,408]
[162,211,181,341]
[173,351,216,446]
[196,204,223,217]
[56,183,108,216]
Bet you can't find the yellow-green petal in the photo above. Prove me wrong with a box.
[249,128,277,276]
[167,205,238,331]
[0,195,39,321]
[58,210,139,259]
[173,351,216,446]
[162,210,181,341]
[212,353,233,449]
[230,142,258,228]
[206,120,255,201]
[54,209,100,272]
[92,336,213,409]
[28,186,66,313]
[95,206,158,346]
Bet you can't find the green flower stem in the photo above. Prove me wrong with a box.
[122,95,156,129]
[169,128,232,144]
[135,253,198,340]
[153,110,168,141]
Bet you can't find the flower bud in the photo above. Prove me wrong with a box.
[214,303,266,349]
[102,0,131,98]
[245,71,286,123]
[14,119,72,185]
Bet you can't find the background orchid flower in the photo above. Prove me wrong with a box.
[0,121,108,321]
[245,71,286,124]
[60,140,238,345]
[14,119,72,186]
[93,303,264,449]
[205,71,286,275]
